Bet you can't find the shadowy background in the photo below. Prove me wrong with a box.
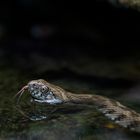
[1,0,140,79]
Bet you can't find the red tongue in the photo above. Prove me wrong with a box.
[15,85,28,97]
[14,85,28,103]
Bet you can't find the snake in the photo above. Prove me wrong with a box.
[15,79,140,132]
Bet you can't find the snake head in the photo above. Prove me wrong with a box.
[15,79,63,104]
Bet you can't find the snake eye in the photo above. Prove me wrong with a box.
[42,88,45,91]
[41,87,49,93]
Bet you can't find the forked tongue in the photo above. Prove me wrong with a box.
[14,85,28,104]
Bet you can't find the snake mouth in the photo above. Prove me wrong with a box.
[30,90,63,104]
[31,95,43,100]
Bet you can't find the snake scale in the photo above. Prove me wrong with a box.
[16,79,140,132]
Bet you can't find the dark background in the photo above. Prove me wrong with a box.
[1,0,140,55]
[0,0,140,85]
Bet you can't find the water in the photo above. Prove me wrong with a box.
[0,56,140,140]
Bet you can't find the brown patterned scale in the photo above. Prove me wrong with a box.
[15,79,140,132]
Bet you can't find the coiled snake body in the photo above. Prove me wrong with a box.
[16,79,140,132]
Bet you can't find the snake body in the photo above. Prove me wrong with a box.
[16,79,140,132]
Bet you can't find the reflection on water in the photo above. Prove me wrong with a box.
[30,115,47,121]
[0,66,140,140]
